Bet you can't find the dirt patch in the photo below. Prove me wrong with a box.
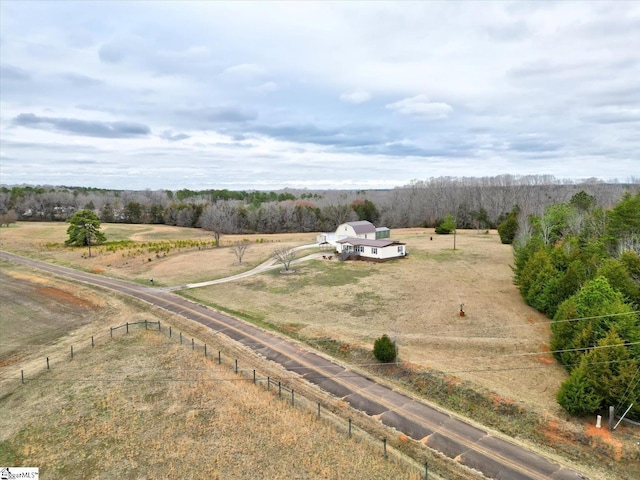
[585,424,625,461]
[537,356,556,364]
[35,286,95,309]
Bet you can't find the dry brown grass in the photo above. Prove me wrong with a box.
[0,224,637,478]
[0,222,315,285]
[0,223,567,413]
[1,329,425,478]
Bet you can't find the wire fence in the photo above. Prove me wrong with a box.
[5,320,437,480]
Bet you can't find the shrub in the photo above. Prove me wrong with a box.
[498,211,518,244]
[373,334,397,363]
[435,214,456,234]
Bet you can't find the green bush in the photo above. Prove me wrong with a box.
[435,214,456,234]
[497,211,518,244]
[373,334,397,363]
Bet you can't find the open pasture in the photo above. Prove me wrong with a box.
[0,287,424,479]
[1,223,566,413]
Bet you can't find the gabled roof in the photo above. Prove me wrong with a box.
[345,221,376,234]
[336,237,403,248]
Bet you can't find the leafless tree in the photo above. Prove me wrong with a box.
[230,241,250,264]
[200,201,239,246]
[272,246,296,271]
[0,210,18,227]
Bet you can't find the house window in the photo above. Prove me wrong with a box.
[397,246,403,253]
[371,247,378,254]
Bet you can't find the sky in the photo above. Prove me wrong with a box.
[1,1,639,191]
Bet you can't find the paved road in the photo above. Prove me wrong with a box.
[1,250,588,480]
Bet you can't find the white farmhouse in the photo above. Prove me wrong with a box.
[335,237,406,261]
[317,220,406,261]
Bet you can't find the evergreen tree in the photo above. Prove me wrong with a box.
[557,363,603,416]
[373,334,397,363]
[65,209,106,249]
[497,209,519,244]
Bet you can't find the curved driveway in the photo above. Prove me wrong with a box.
[1,250,588,480]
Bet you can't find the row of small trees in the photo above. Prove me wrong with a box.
[512,192,640,419]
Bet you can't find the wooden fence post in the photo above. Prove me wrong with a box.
[71,345,74,359]
[291,389,294,406]
[235,359,238,374]
[204,344,207,357]
[218,351,221,364]
[145,319,148,330]
[46,357,49,370]
[253,370,256,384]
[21,370,24,384]
[317,402,321,419]
[383,438,387,459]
[126,322,129,333]
[425,461,429,480]
[91,336,94,347]
[191,338,194,350]
[348,418,352,438]
[169,326,172,338]
[179,332,182,344]
[110,327,113,339]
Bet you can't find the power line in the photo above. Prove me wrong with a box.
[615,365,640,414]
[7,339,637,368]
[401,310,640,339]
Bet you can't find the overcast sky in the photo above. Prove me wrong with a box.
[1,1,639,190]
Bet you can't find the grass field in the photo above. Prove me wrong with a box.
[0,312,427,478]
[2,222,638,479]
[0,222,617,413]
[0,263,447,479]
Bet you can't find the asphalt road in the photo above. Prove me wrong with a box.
[1,250,589,480]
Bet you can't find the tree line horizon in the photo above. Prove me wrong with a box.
[1,175,639,234]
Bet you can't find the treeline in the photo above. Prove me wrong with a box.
[1,176,639,234]
[513,191,640,419]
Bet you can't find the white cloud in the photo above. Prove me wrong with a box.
[1,1,639,189]
[339,89,371,104]
[250,81,279,93]
[385,95,453,120]
[221,63,265,79]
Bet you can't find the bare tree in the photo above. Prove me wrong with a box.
[200,201,238,246]
[272,246,296,272]
[0,210,18,227]
[230,241,250,264]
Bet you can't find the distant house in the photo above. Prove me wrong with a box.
[316,221,406,261]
